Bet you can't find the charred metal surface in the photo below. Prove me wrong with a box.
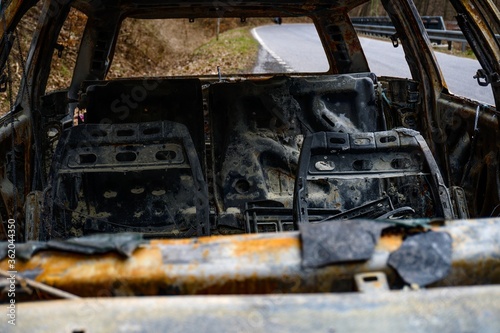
[380,78,421,130]
[294,129,456,224]
[43,120,210,240]
[315,12,371,74]
[436,96,500,217]
[0,113,31,240]
[0,218,499,298]
[24,191,42,241]
[211,73,381,232]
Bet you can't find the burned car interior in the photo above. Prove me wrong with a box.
[44,71,459,238]
[0,0,500,329]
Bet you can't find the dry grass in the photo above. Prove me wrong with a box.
[108,18,263,78]
[170,27,259,75]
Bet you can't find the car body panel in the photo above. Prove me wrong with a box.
[1,218,500,298]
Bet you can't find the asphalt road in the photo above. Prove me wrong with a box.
[252,24,495,105]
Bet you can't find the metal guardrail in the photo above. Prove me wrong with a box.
[353,19,500,51]
[352,16,446,31]
[352,23,468,44]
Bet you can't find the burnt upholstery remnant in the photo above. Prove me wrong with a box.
[0,233,144,260]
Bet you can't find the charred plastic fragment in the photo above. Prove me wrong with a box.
[388,231,453,287]
[300,219,389,268]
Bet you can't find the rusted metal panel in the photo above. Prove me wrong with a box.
[24,191,42,240]
[3,285,500,333]
[1,218,499,297]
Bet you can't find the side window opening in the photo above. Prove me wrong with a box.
[432,8,496,106]
[46,7,87,92]
[0,3,43,117]
[349,4,412,79]
[351,1,497,106]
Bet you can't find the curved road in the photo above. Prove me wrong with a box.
[252,24,495,105]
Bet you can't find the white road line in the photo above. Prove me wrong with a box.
[251,27,294,73]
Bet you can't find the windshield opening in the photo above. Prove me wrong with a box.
[108,17,330,78]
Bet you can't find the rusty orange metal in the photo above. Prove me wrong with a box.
[1,218,499,299]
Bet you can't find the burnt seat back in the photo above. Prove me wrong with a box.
[42,120,210,240]
[289,72,381,133]
[79,78,206,171]
[209,73,381,231]
[294,129,456,224]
